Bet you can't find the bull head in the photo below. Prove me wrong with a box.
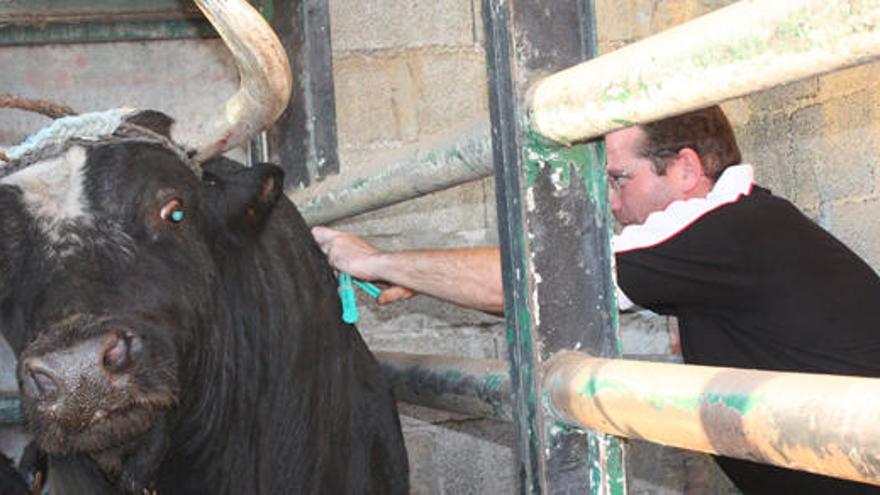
[0,1,292,492]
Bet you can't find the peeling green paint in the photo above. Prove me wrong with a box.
[443,150,460,165]
[705,392,759,415]
[253,0,275,21]
[473,372,509,419]
[349,178,369,190]
[604,434,627,495]
[777,16,811,43]
[523,127,566,188]
[481,373,506,392]
[580,377,762,417]
[588,434,602,491]
[602,86,633,104]
[580,378,630,400]
[587,432,627,495]
[441,370,465,384]
[523,127,610,199]
[0,19,215,45]
[693,36,769,68]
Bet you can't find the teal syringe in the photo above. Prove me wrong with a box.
[338,274,383,324]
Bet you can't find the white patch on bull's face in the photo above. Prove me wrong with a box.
[0,146,92,243]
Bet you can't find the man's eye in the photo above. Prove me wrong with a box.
[159,198,186,224]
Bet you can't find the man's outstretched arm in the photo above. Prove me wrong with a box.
[312,226,505,315]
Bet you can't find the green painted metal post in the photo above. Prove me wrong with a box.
[0,1,213,45]
[482,0,627,492]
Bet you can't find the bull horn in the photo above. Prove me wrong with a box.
[189,0,293,162]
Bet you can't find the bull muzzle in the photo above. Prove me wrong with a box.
[19,331,143,407]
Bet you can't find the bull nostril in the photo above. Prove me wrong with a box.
[20,360,60,402]
[102,331,142,374]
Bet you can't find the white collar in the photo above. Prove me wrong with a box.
[612,164,754,254]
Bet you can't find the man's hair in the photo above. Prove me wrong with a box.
[637,105,742,181]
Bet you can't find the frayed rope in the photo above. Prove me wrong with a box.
[0,108,135,165]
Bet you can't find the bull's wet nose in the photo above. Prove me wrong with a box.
[102,331,142,375]
[20,357,61,402]
[19,330,144,405]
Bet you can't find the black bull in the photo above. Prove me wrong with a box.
[0,114,409,493]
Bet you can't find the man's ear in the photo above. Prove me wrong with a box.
[669,148,706,194]
[201,158,285,233]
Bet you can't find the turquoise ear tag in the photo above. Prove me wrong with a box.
[170,210,185,223]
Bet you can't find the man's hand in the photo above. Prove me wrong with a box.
[311,226,416,305]
[311,226,382,280]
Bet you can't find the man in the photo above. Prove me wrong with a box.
[312,106,880,493]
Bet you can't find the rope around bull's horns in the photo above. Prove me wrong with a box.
[0,94,76,120]
[0,94,77,163]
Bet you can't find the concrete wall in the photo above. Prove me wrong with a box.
[0,39,241,155]
[1,0,879,493]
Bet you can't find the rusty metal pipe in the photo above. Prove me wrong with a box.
[544,351,880,485]
[530,0,880,143]
[375,351,512,421]
[293,116,492,226]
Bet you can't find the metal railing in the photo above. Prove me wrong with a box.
[382,350,880,485]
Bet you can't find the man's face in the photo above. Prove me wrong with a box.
[605,126,678,226]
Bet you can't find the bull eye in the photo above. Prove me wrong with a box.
[160,198,186,224]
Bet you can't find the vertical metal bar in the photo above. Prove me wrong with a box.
[265,0,339,189]
[482,0,626,493]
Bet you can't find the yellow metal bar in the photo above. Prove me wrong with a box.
[529,0,880,143]
[544,351,880,485]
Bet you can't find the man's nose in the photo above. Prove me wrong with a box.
[609,186,621,212]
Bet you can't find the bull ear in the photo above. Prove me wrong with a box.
[243,163,285,223]
[201,158,285,234]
